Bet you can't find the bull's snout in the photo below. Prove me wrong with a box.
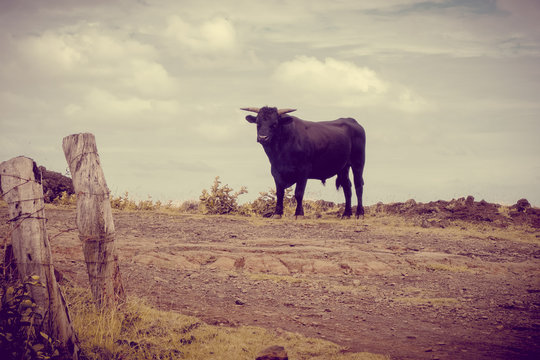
[257,135,270,144]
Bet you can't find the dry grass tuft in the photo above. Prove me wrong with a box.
[247,273,309,284]
[394,297,460,307]
[62,285,387,360]
[424,263,475,273]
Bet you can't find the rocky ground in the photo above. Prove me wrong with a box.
[1,202,540,359]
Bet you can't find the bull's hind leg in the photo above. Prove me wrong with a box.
[351,122,366,218]
[352,164,365,218]
[336,167,352,218]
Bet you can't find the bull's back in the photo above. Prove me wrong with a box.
[298,118,364,179]
[302,118,364,150]
[330,118,365,142]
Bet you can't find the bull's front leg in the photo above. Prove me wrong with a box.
[294,178,307,219]
[273,184,285,219]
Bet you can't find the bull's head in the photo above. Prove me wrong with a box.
[242,106,296,145]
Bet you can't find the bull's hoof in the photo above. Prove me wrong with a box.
[271,214,282,219]
[295,215,305,220]
[341,215,351,219]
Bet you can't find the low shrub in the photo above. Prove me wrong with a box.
[49,178,342,219]
[249,188,296,217]
[179,200,200,213]
[53,191,77,206]
[199,177,247,215]
[110,192,140,211]
[0,276,61,359]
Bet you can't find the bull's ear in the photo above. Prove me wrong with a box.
[246,115,257,123]
[278,115,294,125]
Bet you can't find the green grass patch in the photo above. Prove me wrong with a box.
[63,285,386,360]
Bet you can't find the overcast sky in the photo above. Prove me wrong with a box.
[1,0,539,206]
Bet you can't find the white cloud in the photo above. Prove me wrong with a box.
[8,31,81,78]
[1,21,181,124]
[119,59,178,99]
[274,56,387,95]
[165,15,238,53]
[273,56,434,112]
[5,24,158,79]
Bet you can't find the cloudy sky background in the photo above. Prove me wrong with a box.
[1,0,539,206]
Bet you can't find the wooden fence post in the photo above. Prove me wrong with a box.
[62,133,125,308]
[0,156,80,360]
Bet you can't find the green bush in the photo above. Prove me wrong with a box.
[199,177,247,215]
[0,276,61,359]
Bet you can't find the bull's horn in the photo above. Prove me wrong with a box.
[278,108,296,115]
[241,107,260,113]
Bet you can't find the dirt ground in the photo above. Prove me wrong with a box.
[2,205,540,360]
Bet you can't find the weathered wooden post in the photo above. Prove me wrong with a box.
[62,133,125,308]
[0,156,80,360]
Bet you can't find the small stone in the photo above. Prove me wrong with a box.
[256,345,288,360]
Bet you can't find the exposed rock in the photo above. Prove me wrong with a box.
[244,255,289,274]
[514,198,531,212]
[255,345,288,360]
[235,299,245,305]
[404,199,417,208]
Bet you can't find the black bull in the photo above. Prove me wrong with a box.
[242,106,366,218]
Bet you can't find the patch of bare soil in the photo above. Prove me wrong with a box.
[2,204,540,360]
